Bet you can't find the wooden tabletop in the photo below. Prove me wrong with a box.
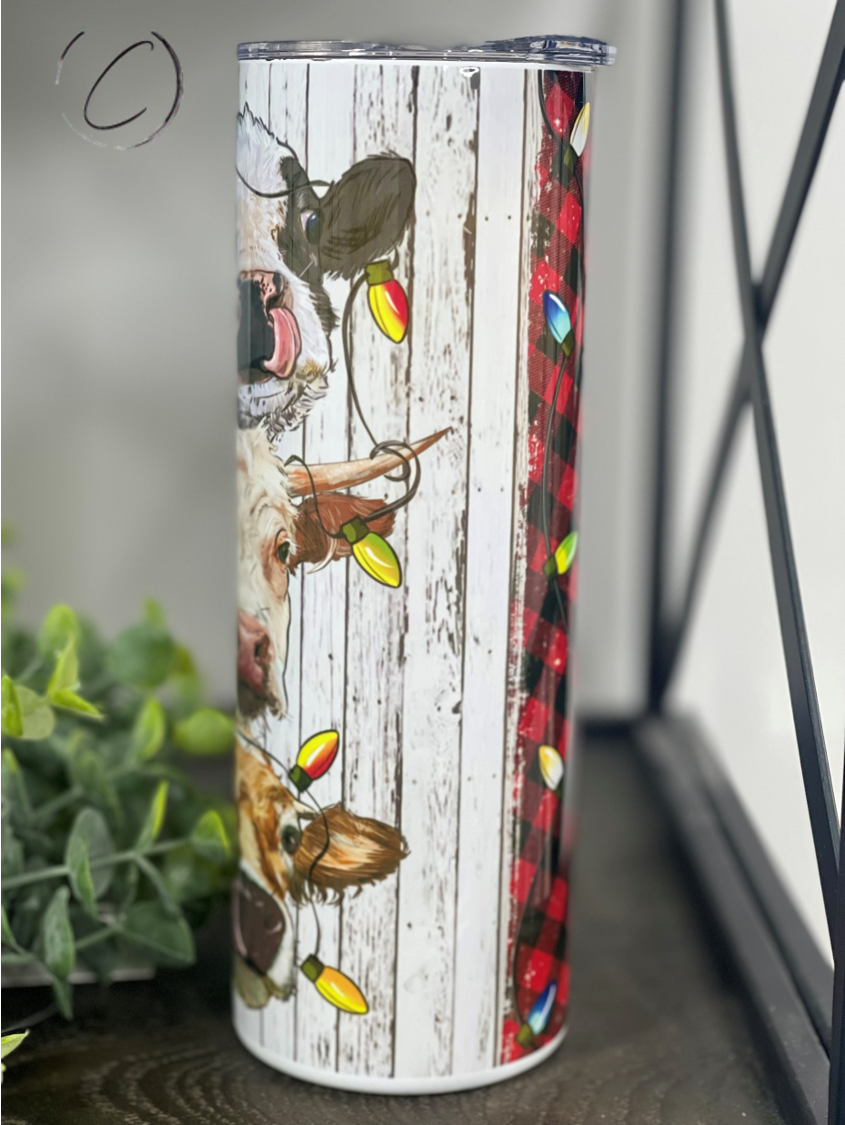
[1,735,786,1124]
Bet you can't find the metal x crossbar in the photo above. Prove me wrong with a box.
[645,0,845,1118]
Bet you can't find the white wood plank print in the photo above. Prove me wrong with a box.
[234,57,552,1085]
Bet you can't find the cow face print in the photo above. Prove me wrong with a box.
[237,105,415,434]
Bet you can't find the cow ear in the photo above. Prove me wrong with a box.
[290,495,397,571]
[317,156,415,280]
[292,804,408,901]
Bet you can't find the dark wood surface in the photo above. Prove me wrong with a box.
[2,736,786,1123]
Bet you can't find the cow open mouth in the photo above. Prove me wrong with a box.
[233,871,287,975]
[238,278,302,383]
[265,307,301,379]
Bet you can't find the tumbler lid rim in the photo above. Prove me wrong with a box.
[237,37,616,68]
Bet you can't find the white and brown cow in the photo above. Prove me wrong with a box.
[237,104,415,434]
[234,739,408,1007]
[236,424,446,724]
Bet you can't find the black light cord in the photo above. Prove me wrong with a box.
[284,440,419,544]
[237,725,331,958]
[342,274,378,447]
[236,167,331,199]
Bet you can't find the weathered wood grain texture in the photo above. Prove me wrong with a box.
[236,59,312,1063]
[495,70,539,1061]
[292,59,356,1072]
[337,63,418,1080]
[234,62,272,1057]
[1,739,789,1124]
[392,64,479,1078]
[240,61,271,128]
[450,64,526,1076]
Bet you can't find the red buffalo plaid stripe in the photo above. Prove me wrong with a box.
[501,69,587,1064]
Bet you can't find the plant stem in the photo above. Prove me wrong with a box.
[31,786,84,826]
[74,925,119,951]
[1,952,36,965]
[1,838,186,892]
[2,925,119,968]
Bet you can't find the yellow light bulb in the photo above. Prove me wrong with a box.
[301,954,368,1014]
[342,516,402,588]
[570,103,590,157]
[543,531,578,581]
[538,744,564,790]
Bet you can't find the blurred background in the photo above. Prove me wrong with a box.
[2,0,843,957]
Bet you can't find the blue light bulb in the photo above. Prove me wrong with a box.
[516,979,558,1046]
[543,292,575,356]
[527,980,557,1036]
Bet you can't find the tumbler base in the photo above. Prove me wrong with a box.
[233,1016,567,1095]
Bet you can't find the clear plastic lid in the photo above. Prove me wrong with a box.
[237,36,616,69]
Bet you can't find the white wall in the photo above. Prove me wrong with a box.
[3,0,840,967]
[1,0,673,715]
[669,0,845,956]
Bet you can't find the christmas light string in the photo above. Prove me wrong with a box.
[536,72,589,627]
[236,725,368,1013]
[508,77,588,1052]
[238,164,417,587]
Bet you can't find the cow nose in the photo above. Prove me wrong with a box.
[237,611,274,695]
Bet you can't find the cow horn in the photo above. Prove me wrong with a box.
[286,429,450,497]
[292,798,318,821]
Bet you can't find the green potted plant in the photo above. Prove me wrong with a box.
[1,564,236,1021]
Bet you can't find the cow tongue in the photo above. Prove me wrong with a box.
[266,307,302,379]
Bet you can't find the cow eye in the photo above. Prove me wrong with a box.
[276,540,291,565]
[281,824,301,855]
[302,210,322,244]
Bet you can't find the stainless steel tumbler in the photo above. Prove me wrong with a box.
[232,36,614,1094]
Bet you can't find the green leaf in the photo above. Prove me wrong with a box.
[190,809,230,864]
[1,822,24,877]
[131,697,167,761]
[1,904,23,951]
[15,687,56,741]
[1,677,23,738]
[2,748,32,817]
[143,600,167,628]
[1,567,25,618]
[38,605,80,659]
[65,807,113,918]
[136,781,169,850]
[135,855,179,917]
[65,834,97,919]
[164,644,203,713]
[50,690,103,720]
[163,845,218,903]
[1,1031,28,1061]
[107,623,175,689]
[70,750,120,823]
[50,973,73,1020]
[41,887,75,979]
[70,810,113,895]
[120,901,195,966]
[47,639,79,697]
[173,709,235,756]
[1,1029,30,1077]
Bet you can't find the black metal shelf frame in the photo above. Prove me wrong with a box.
[639,0,845,1121]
